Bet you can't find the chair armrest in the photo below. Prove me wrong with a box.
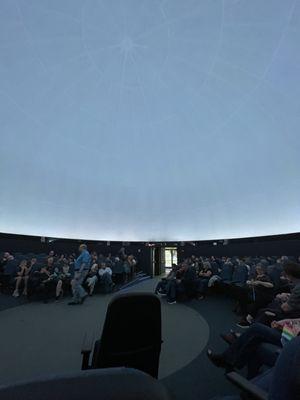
[226,372,268,400]
[81,332,95,370]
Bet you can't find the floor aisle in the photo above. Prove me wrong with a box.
[0,278,238,399]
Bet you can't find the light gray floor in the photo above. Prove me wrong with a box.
[0,278,209,385]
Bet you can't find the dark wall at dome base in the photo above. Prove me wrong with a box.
[178,238,300,259]
[0,233,152,275]
[0,232,299,268]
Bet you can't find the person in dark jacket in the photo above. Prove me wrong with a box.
[165,263,197,304]
[155,264,178,295]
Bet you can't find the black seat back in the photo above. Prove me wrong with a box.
[92,292,162,378]
[0,368,171,400]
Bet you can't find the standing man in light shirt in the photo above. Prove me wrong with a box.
[68,244,91,305]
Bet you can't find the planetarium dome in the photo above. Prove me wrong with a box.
[0,0,299,241]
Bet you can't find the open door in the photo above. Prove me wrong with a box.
[163,247,178,274]
[151,247,162,276]
[150,246,178,276]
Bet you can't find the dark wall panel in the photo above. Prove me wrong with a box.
[178,239,300,259]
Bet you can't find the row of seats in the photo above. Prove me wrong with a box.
[0,249,138,301]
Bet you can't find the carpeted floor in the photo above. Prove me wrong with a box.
[0,278,240,399]
[162,294,240,400]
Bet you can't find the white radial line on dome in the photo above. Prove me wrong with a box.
[50,65,96,109]
[0,38,36,50]
[80,0,119,33]
[129,52,151,125]
[14,0,48,73]
[78,103,108,126]
[0,89,46,130]
[11,63,95,133]
[162,64,229,141]
[143,113,177,128]
[80,1,110,79]
[253,81,300,140]
[206,69,259,97]
[120,1,170,120]
[115,51,128,128]
[260,0,297,80]
[167,36,214,46]
[263,76,300,110]
[45,53,87,71]
[158,63,203,139]
[77,76,115,124]
[209,0,298,138]
[223,21,285,28]
[202,74,267,126]
[200,0,225,91]
[121,0,129,37]
[134,5,203,40]
[169,54,209,77]
[150,1,171,87]
[214,57,262,80]
[20,4,82,24]
[0,35,87,52]
[32,48,97,110]
[80,43,120,56]
[82,20,120,36]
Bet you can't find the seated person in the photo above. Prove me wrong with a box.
[123,255,137,281]
[255,261,300,325]
[165,263,197,304]
[91,252,98,265]
[28,259,55,302]
[235,264,274,328]
[155,264,178,295]
[111,256,125,284]
[29,257,38,270]
[196,261,213,298]
[209,259,233,289]
[0,252,11,269]
[85,263,99,296]
[55,262,72,300]
[41,262,59,302]
[12,259,31,297]
[207,318,300,379]
[0,253,17,290]
[98,262,113,293]
[118,247,127,260]
[227,259,249,291]
[128,255,137,275]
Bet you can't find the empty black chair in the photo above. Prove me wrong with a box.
[81,292,162,378]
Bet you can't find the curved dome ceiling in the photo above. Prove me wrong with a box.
[0,0,300,241]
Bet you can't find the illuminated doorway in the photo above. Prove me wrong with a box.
[164,247,178,273]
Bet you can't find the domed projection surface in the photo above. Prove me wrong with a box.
[0,0,300,241]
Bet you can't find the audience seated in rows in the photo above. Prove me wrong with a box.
[1,250,300,398]
[155,255,300,395]
[207,317,300,378]
[0,247,138,303]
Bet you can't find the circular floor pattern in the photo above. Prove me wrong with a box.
[0,279,209,385]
